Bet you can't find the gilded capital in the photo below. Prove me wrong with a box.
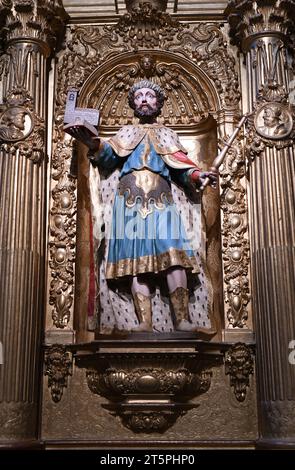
[0,0,68,56]
[225,0,295,51]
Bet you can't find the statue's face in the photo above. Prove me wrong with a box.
[263,107,280,127]
[13,112,26,130]
[133,87,158,117]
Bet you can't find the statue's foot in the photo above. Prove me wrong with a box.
[132,322,153,332]
[175,319,198,332]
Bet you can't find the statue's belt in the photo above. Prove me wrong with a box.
[118,169,173,219]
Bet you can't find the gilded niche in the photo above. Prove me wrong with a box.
[48,12,249,336]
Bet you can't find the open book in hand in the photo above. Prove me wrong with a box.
[63,118,99,139]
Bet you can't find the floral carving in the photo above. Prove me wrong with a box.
[44,345,72,402]
[220,136,250,328]
[49,141,77,328]
[225,343,254,402]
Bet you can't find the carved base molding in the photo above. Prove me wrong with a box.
[46,338,254,434]
[76,351,218,433]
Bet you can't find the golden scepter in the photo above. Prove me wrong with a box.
[200,114,248,190]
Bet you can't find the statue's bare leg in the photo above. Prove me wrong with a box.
[131,276,153,331]
[167,267,197,332]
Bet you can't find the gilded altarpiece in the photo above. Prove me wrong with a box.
[42,5,257,445]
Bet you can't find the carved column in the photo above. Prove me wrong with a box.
[0,0,67,445]
[226,0,295,446]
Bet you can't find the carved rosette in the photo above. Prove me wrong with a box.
[225,343,254,402]
[48,11,249,333]
[79,353,215,433]
[44,345,72,403]
[220,137,250,328]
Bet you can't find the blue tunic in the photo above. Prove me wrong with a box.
[94,137,199,279]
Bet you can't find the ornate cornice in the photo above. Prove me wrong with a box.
[225,0,295,51]
[0,0,68,55]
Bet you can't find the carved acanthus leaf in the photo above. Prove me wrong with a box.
[1,0,68,53]
[226,0,295,50]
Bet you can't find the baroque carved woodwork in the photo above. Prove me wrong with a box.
[75,346,221,433]
[0,0,68,50]
[44,345,73,403]
[0,0,69,442]
[220,136,250,328]
[226,0,295,50]
[225,0,295,445]
[107,2,187,49]
[225,342,254,402]
[0,43,45,162]
[0,0,68,162]
[48,7,250,334]
[247,83,295,159]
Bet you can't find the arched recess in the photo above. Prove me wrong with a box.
[74,51,223,341]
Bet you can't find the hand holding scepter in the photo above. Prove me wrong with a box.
[200,114,248,190]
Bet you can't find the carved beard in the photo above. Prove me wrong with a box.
[134,104,161,120]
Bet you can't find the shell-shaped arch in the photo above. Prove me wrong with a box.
[79,51,220,132]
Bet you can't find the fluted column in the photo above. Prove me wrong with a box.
[0,0,67,446]
[226,0,295,446]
